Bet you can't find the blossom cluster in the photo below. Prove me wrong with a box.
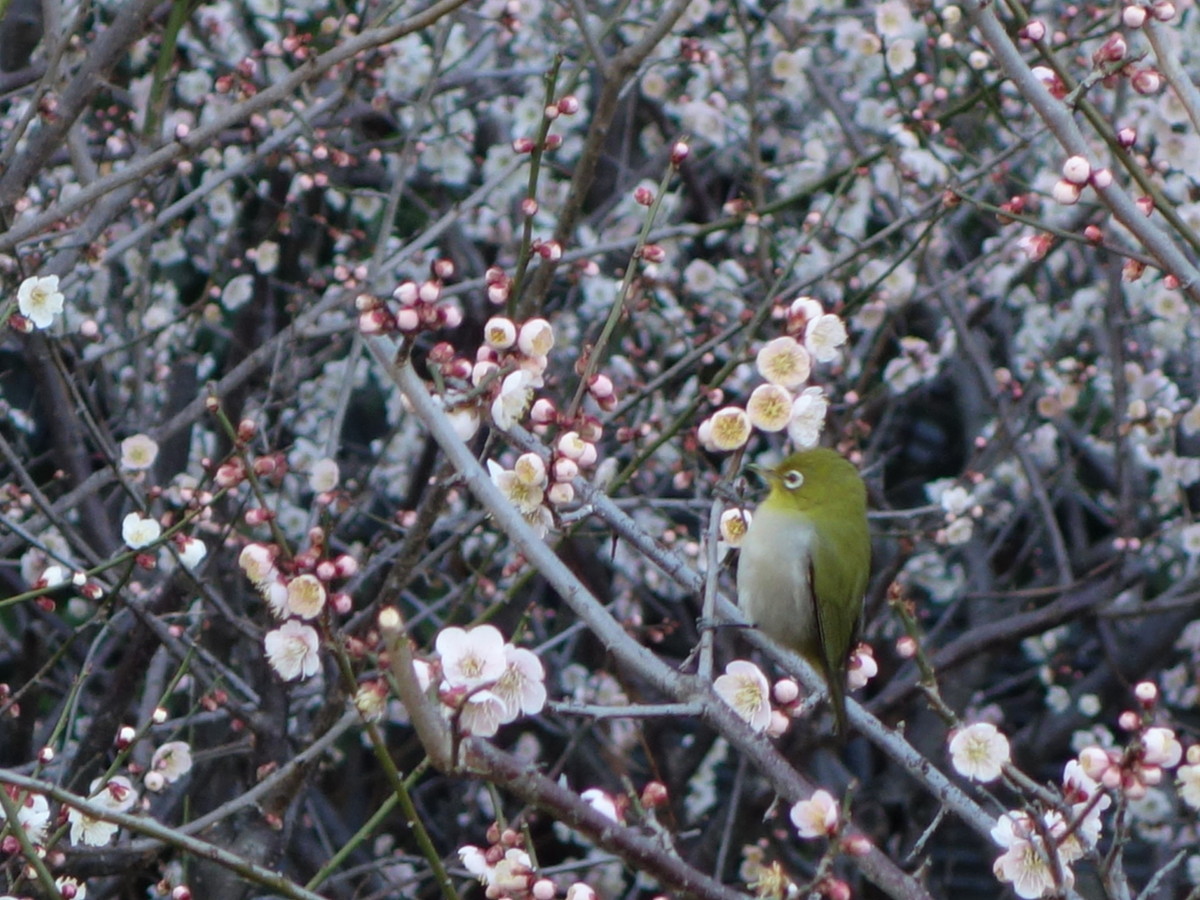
[712,652,877,737]
[698,297,847,453]
[240,535,358,681]
[374,620,548,740]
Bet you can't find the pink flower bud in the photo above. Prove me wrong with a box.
[1062,155,1091,185]
[767,710,791,737]
[774,678,800,704]
[332,592,353,614]
[843,834,874,856]
[1118,709,1141,731]
[1152,0,1176,20]
[521,197,539,217]
[1090,167,1112,188]
[670,140,690,165]
[530,397,557,425]
[642,244,666,263]
[393,281,419,305]
[553,457,579,482]
[1020,19,1046,40]
[634,186,654,206]
[358,309,392,334]
[543,133,563,150]
[431,258,454,280]
[1052,179,1082,205]
[641,780,669,809]
[589,373,615,399]
[896,635,917,658]
[116,725,136,749]
[1117,126,1137,147]
[547,481,575,505]
[1135,681,1158,705]
[1084,224,1103,243]
[512,137,535,154]
[1131,68,1162,94]
[1136,195,1154,216]
[1094,33,1127,64]
[395,308,420,332]
[557,95,580,115]
[316,560,337,581]
[1122,5,1147,26]
[334,554,359,578]
[418,279,441,304]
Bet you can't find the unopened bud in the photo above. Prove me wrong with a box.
[116,725,137,749]
[1122,5,1147,27]
[1052,179,1082,205]
[1020,19,1046,40]
[641,780,669,809]
[1062,155,1091,185]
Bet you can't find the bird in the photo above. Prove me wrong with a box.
[736,448,870,735]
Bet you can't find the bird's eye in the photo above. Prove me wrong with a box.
[783,470,804,490]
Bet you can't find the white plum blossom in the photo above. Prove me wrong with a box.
[949,722,1011,782]
[1141,727,1182,768]
[122,512,162,549]
[437,624,506,692]
[484,316,518,350]
[150,741,193,783]
[238,542,277,588]
[788,386,828,448]
[804,312,848,363]
[309,458,340,493]
[176,536,207,570]
[120,434,159,471]
[286,573,327,619]
[699,406,752,452]
[713,660,772,733]
[517,317,554,356]
[756,336,812,388]
[0,789,50,843]
[17,275,65,329]
[790,789,839,838]
[68,776,138,846]
[222,273,255,310]
[746,383,793,432]
[491,370,535,431]
[719,508,751,548]
[991,810,1083,899]
[1178,762,1200,809]
[254,240,280,274]
[264,620,322,680]
[581,788,620,821]
[488,458,545,516]
[493,645,547,721]
[459,690,507,736]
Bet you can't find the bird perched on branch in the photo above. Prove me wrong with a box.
[736,448,870,735]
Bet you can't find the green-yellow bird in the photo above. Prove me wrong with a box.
[736,448,870,735]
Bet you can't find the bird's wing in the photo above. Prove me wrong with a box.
[810,523,867,737]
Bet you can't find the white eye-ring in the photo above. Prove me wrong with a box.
[782,470,804,490]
